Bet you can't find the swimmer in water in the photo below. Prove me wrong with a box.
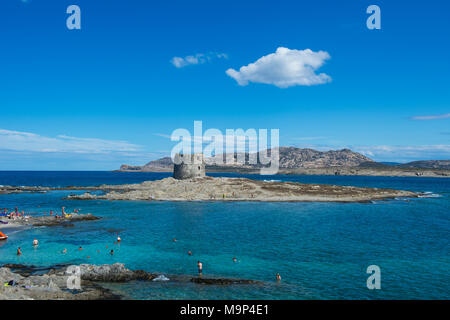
[117,235,121,242]
[197,261,203,276]
[276,273,281,281]
[110,249,114,255]
[78,246,83,251]
[173,238,177,242]
[33,239,38,246]
[233,257,237,263]
[63,248,67,254]
[17,247,22,256]
[188,250,192,256]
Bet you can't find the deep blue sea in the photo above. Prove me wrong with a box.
[0,171,449,299]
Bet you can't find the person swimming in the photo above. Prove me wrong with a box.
[197,261,203,276]
[188,250,192,256]
[276,273,281,281]
[233,257,237,263]
[17,247,22,256]
[32,239,38,246]
[110,249,114,255]
[78,246,83,251]
[62,248,67,254]
[117,235,121,242]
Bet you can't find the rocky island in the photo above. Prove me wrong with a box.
[0,153,418,203]
[65,176,416,202]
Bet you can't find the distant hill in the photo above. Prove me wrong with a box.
[120,157,173,172]
[118,147,374,171]
[399,160,450,170]
[276,147,373,168]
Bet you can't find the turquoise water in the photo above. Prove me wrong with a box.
[0,172,449,299]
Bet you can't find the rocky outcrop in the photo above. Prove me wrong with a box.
[0,213,100,227]
[75,263,156,282]
[0,263,264,300]
[64,176,418,203]
[0,264,120,300]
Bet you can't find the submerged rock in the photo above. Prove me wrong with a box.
[190,277,262,285]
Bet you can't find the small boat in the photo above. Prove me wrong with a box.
[0,231,7,240]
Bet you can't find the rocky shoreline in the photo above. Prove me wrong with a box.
[0,213,100,228]
[0,263,262,300]
[63,176,417,202]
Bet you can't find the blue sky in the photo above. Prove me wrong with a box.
[0,0,449,170]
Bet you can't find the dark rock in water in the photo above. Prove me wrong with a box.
[133,269,157,281]
[190,277,261,285]
[106,228,125,234]
[77,263,157,282]
[30,213,100,227]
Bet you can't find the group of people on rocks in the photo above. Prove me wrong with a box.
[0,207,26,218]
[0,206,81,219]
[50,206,80,219]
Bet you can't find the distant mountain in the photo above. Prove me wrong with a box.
[399,160,450,170]
[118,147,374,171]
[120,157,173,172]
[276,147,373,168]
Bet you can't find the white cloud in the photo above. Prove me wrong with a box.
[171,52,228,68]
[226,47,331,88]
[410,113,450,120]
[0,129,142,154]
[352,145,450,161]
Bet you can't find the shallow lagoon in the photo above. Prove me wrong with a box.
[0,172,448,299]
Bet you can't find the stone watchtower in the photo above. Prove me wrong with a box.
[173,153,205,180]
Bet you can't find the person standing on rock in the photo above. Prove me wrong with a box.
[197,261,203,276]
